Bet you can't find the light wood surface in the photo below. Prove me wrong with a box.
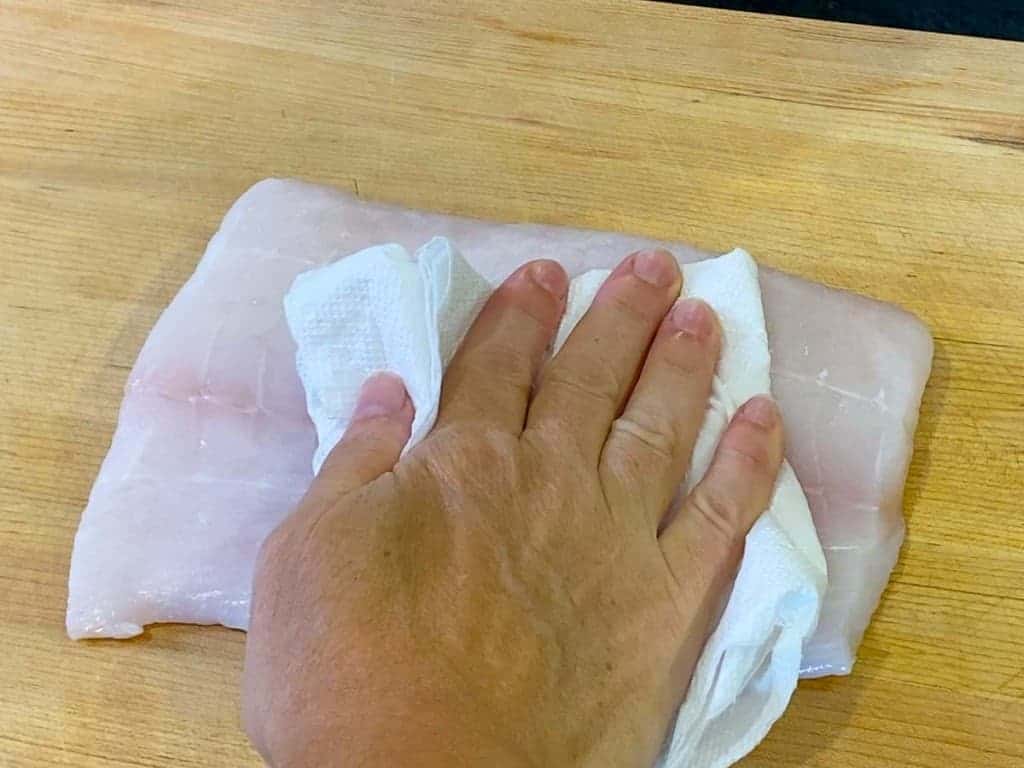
[2,1,1022,766]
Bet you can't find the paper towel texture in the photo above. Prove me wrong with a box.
[284,238,827,768]
[285,238,491,473]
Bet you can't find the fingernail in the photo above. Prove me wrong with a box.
[670,298,714,339]
[738,395,778,428]
[351,372,409,421]
[632,249,677,288]
[527,261,568,299]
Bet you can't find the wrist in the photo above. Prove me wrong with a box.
[266,700,535,768]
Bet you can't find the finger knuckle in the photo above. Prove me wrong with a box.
[660,333,716,378]
[689,488,748,549]
[542,359,624,411]
[316,429,405,496]
[608,416,676,466]
[344,413,407,443]
[423,424,518,477]
[719,440,776,478]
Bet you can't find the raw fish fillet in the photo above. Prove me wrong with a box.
[67,179,933,677]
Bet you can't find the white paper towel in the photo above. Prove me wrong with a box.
[285,237,492,473]
[283,237,827,768]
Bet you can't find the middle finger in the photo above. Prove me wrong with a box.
[526,249,682,460]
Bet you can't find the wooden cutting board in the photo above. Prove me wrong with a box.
[1,2,1022,766]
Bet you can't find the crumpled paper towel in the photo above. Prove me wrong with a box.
[283,237,827,768]
[285,237,492,473]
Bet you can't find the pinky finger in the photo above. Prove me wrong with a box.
[658,395,784,595]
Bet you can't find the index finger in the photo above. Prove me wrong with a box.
[434,259,567,435]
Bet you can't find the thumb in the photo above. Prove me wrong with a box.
[317,372,415,495]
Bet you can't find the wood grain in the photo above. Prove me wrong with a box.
[2,1,1022,765]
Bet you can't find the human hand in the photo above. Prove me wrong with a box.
[242,249,783,767]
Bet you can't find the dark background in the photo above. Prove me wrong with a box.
[672,1,1024,41]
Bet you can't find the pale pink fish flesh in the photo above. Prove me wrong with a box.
[66,179,933,677]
